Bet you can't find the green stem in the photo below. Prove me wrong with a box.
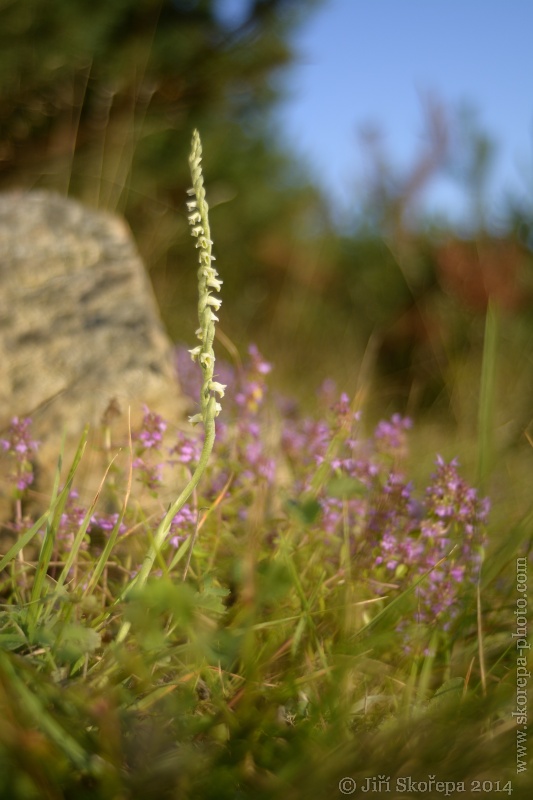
[115,129,222,644]
[116,411,215,643]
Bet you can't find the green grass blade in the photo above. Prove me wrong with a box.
[58,454,120,594]
[0,509,52,572]
[477,300,499,490]
[0,652,92,770]
[28,428,88,627]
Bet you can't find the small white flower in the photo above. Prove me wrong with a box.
[206,275,222,291]
[188,211,202,225]
[206,295,222,311]
[186,187,196,196]
[199,251,216,267]
[188,345,202,361]
[188,413,203,426]
[209,381,226,397]
[214,402,222,416]
[186,200,197,211]
[191,225,204,237]
[200,352,214,369]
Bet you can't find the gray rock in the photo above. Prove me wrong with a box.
[0,190,184,510]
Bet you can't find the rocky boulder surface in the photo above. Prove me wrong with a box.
[0,190,184,515]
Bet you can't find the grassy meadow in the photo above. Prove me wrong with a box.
[0,131,531,800]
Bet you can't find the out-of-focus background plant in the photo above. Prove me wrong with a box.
[0,0,327,349]
[2,0,531,525]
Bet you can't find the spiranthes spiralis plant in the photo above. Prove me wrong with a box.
[116,129,224,641]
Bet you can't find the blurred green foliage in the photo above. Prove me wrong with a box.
[1,0,533,446]
[0,0,327,343]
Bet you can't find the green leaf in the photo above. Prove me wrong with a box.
[285,497,322,524]
[256,560,293,605]
[194,578,229,616]
[54,624,101,665]
[0,632,27,651]
[429,677,465,711]
[326,477,366,499]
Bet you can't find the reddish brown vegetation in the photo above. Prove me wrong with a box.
[435,237,532,313]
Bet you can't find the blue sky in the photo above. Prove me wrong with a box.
[273,0,533,229]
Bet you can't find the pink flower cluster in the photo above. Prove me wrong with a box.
[1,416,39,490]
[2,344,490,645]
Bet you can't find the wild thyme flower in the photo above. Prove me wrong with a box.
[169,504,196,547]
[235,344,272,413]
[292,418,330,458]
[276,384,489,640]
[132,457,164,492]
[317,378,338,408]
[369,455,489,633]
[91,512,127,535]
[240,432,276,484]
[59,490,86,527]
[132,405,168,491]
[169,433,202,466]
[248,343,272,376]
[374,413,412,460]
[426,455,490,531]
[134,405,167,450]
[1,416,39,490]
[58,489,127,549]
[239,357,273,459]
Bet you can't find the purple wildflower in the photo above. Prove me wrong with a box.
[277,388,490,642]
[235,345,271,414]
[317,378,338,408]
[90,512,127,534]
[169,504,196,547]
[135,405,167,450]
[1,416,39,490]
[58,490,90,551]
[169,432,202,466]
[374,413,412,460]
[388,456,490,631]
[426,456,490,528]
[248,344,272,376]
[132,457,164,492]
